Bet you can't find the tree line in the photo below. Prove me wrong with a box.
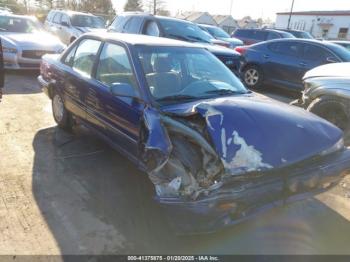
[1,0,170,16]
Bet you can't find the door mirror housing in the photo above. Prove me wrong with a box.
[110,82,139,99]
[61,21,69,27]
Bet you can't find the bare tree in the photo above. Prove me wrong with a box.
[144,0,169,15]
[124,0,143,12]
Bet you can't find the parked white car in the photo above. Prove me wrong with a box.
[44,10,106,45]
[0,14,66,69]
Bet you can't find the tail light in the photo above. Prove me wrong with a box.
[234,46,248,55]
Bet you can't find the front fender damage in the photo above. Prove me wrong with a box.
[141,107,223,200]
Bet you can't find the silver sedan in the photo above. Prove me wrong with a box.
[0,14,66,69]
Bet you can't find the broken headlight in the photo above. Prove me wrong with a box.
[320,138,344,156]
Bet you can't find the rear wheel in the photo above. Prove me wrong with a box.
[52,91,73,131]
[243,65,264,89]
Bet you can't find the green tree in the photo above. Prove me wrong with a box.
[124,0,143,12]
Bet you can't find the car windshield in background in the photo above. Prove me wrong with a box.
[329,44,350,61]
[71,15,104,28]
[207,26,230,38]
[0,16,43,33]
[296,31,314,39]
[137,46,247,104]
[159,19,212,43]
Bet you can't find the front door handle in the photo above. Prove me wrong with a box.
[263,54,270,59]
[299,62,307,66]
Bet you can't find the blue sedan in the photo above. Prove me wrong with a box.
[237,39,350,91]
[38,33,350,233]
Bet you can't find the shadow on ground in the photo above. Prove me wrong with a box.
[4,70,41,95]
[32,126,350,254]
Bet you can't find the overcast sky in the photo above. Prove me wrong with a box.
[112,0,350,19]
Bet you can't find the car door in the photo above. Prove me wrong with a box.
[60,38,102,122]
[264,41,304,90]
[300,44,340,76]
[90,42,144,158]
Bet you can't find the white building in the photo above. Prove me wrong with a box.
[276,10,350,40]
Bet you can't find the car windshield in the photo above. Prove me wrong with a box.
[71,15,105,28]
[159,19,212,43]
[0,16,44,33]
[329,44,350,61]
[137,46,247,104]
[207,26,230,38]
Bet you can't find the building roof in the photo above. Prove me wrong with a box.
[212,15,235,24]
[276,10,350,16]
[175,11,211,22]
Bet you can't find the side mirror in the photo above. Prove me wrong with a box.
[110,82,139,98]
[61,21,69,27]
[326,56,338,63]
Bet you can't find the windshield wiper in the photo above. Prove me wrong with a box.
[156,94,198,102]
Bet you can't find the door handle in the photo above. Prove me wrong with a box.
[263,54,270,59]
[299,62,307,66]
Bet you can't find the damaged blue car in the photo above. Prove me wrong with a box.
[38,32,350,233]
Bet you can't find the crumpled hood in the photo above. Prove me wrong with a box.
[2,32,65,49]
[161,94,343,174]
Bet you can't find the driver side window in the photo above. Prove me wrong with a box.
[95,43,139,96]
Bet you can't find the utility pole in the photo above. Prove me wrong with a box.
[287,0,295,29]
[153,0,156,15]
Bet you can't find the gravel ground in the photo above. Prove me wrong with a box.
[1,70,350,255]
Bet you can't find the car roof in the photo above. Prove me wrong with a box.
[51,10,97,17]
[118,12,194,24]
[262,38,334,46]
[84,32,202,47]
[278,28,307,33]
[198,24,217,28]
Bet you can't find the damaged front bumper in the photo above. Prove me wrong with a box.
[156,148,350,234]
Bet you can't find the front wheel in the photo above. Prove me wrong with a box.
[307,96,350,144]
[52,91,73,131]
[243,65,264,89]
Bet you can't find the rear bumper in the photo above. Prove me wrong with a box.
[157,148,350,234]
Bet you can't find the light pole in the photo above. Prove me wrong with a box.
[287,0,295,29]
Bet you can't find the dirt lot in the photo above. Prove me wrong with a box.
[1,70,350,255]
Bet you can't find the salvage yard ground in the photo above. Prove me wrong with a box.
[1,70,350,254]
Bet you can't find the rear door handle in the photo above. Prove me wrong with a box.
[299,62,307,66]
[263,54,270,59]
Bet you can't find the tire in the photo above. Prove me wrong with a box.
[307,96,350,132]
[52,91,73,131]
[243,65,264,89]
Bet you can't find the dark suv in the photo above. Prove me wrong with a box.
[107,13,241,72]
[232,28,295,45]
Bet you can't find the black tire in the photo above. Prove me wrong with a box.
[243,65,264,89]
[52,91,73,131]
[307,96,350,132]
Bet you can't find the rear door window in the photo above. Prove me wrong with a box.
[253,31,266,41]
[110,15,129,32]
[71,39,101,77]
[268,42,302,57]
[123,16,143,33]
